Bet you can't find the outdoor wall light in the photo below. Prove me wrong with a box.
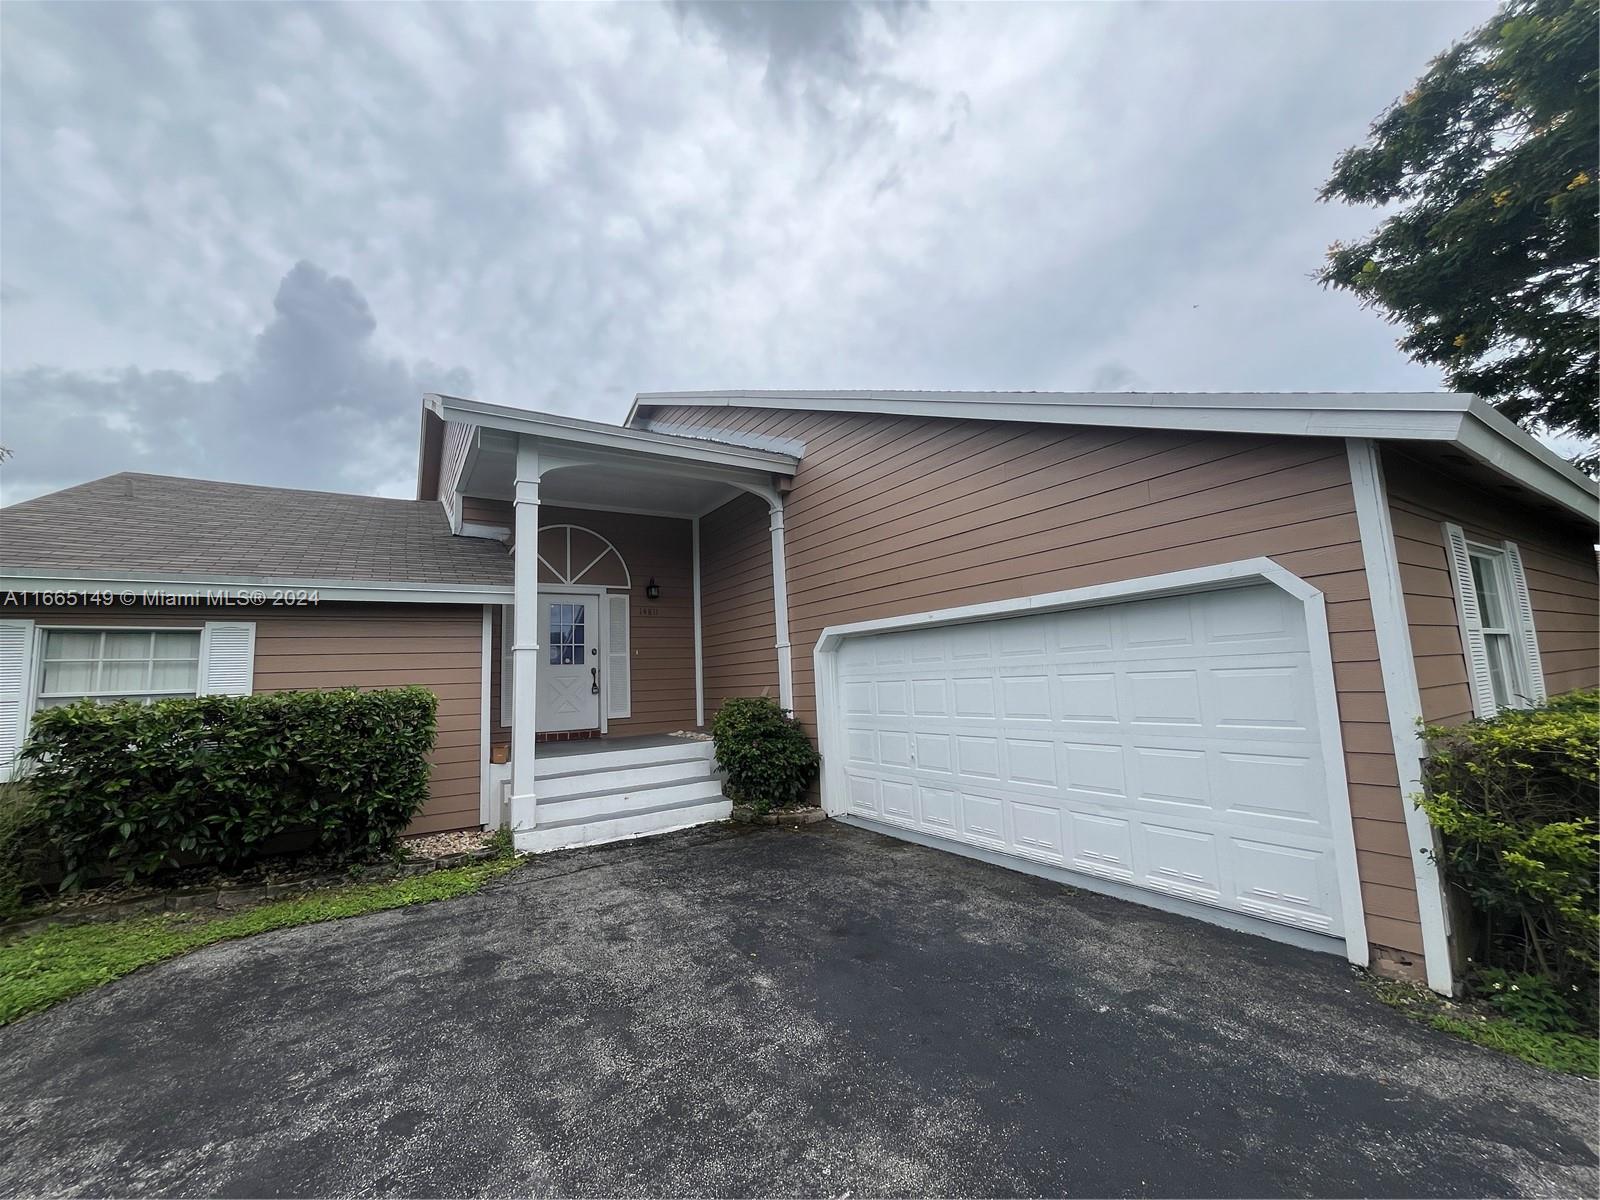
[645,578,661,600]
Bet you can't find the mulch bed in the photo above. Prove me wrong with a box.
[1,829,502,941]
[730,804,827,827]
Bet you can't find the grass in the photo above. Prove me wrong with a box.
[1369,976,1599,1077]
[0,856,521,1027]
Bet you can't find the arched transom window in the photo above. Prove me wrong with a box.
[537,524,631,589]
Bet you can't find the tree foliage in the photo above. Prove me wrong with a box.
[1417,688,1597,1017]
[1319,0,1598,469]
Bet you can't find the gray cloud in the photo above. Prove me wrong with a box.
[0,261,469,502]
[672,1,926,88]
[0,0,1516,508]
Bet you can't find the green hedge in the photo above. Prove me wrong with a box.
[710,696,820,813]
[19,687,438,889]
[1418,688,1597,1020]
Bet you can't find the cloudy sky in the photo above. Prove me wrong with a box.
[0,0,1498,505]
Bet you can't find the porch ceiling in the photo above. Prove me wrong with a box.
[464,439,742,518]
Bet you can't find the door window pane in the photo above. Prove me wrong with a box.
[548,603,587,666]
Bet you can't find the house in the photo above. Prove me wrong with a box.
[2,389,1595,993]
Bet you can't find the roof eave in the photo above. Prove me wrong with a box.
[1,569,514,606]
[428,393,799,477]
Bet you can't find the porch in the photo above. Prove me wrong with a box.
[424,394,801,852]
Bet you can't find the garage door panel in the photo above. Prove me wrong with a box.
[960,792,1005,844]
[1231,838,1339,933]
[1217,750,1327,825]
[1055,671,1120,723]
[1123,669,1205,728]
[831,583,1348,943]
[1069,810,1135,881]
[1139,823,1225,904]
[920,786,958,831]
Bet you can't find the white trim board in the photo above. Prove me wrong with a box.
[480,605,495,826]
[3,572,512,606]
[811,556,1371,971]
[629,390,1596,521]
[1346,440,1453,994]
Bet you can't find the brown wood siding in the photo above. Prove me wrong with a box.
[10,603,485,836]
[460,495,512,529]
[654,404,1427,960]
[484,506,697,738]
[1383,448,1598,726]
[699,491,779,710]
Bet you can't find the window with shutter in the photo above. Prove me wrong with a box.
[199,622,256,696]
[1442,524,1544,717]
[0,620,35,782]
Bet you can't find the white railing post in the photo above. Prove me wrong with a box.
[768,495,794,713]
[509,438,541,837]
[692,514,705,728]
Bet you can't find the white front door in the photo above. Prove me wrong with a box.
[538,593,602,732]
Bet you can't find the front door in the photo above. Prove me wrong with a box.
[537,593,601,732]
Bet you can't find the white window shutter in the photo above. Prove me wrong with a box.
[0,620,36,782]
[200,622,256,696]
[1442,523,1497,718]
[605,594,631,719]
[1501,541,1546,705]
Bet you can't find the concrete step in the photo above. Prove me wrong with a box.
[536,755,713,801]
[515,798,734,854]
[536,777,726,826]
[534,738,713,779]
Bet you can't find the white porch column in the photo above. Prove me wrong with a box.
[692,514,705,727]
[768,495,795,712]
[509,438,541,835]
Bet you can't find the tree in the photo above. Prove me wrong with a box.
[1319,0,1598,470]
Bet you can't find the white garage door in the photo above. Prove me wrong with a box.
[831,583,1347,942]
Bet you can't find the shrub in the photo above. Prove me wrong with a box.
[0,782,56,917]
[1418,688,1597,1020]
[710,697,820,813]
[20,687,438,889]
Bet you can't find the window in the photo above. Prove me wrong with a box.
[37,629,202,708]
[548,603,586,665]
[1467,548,1522,711]
[1443,524,1546,718]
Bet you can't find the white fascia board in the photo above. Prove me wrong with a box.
[631,391,1470,441]
[2,571,513,605]
[427,393,799,476]
[631,388,1472,424]
[1457,402,1598,521]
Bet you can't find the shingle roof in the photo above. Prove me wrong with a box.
[1,473,513,587]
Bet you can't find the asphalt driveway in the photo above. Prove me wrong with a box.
[1,822,1595,1198]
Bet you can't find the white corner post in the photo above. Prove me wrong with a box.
[767,492,795,712]
[1346,438,1454,995]
[692,514,705,727]
[509,437,541,837]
